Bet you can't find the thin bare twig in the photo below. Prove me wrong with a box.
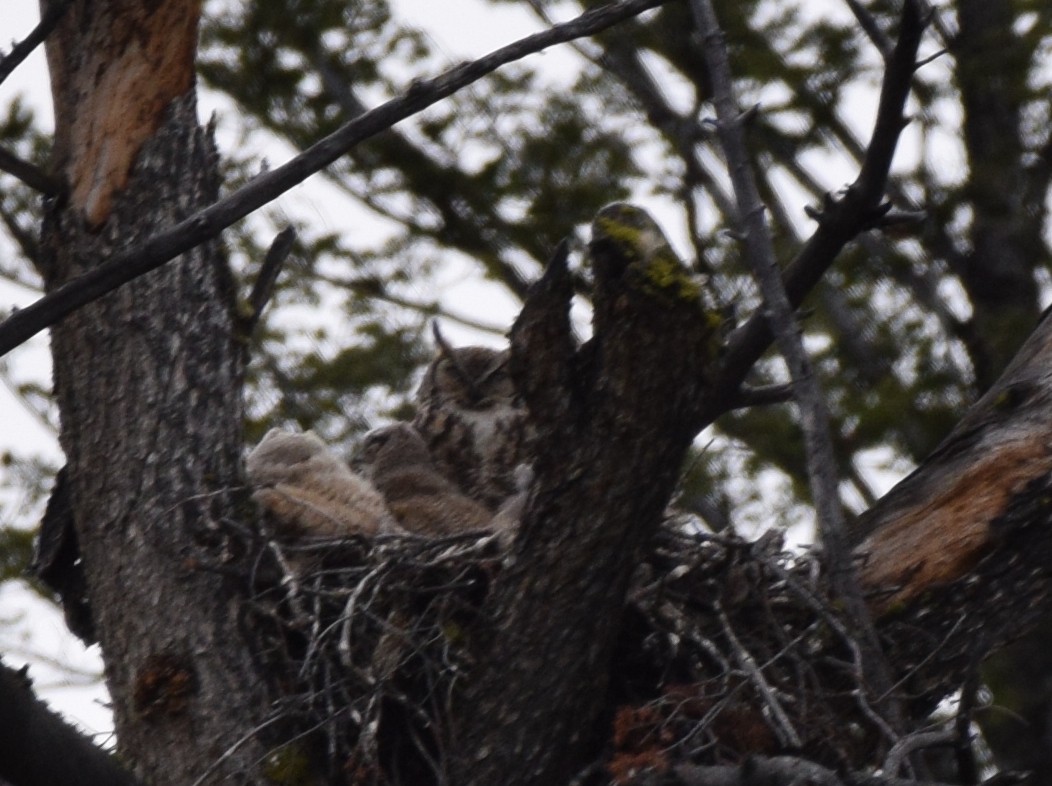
[242,227,296,336]
[0,0,668,358]
[690,0,848,599]
[690,0,925,738]
[715,602,802,749]
[844,0,893,59]
[708,0,925,413]
[0,0,73,87]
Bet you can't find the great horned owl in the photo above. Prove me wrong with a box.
[247,428,400,538]
[411,331,532,510]
[358,423,496,537]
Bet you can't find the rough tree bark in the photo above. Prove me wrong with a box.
[450,207,723,785]
[850,305,1052,706]
[36,0,275,783]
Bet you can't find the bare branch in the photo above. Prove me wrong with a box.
[715,603,802,748]
[690,0,925,739]
[724,382,793,410]
[0,147,61,196]
[710,0,925,411]
[883,730,956,777]
[691,0,846,588]
[844,0,894,59]
[0,0,73,87]
[0,0,668,358]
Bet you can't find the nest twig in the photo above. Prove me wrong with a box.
[227,518,978,785]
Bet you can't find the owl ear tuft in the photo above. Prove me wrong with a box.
[431,321,485,402]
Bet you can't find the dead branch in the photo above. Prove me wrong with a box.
[0,0,72,87]
[0,0,668,358]
[709,0,925,413]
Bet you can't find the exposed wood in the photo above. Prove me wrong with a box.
[45,0,202,228]
[853,307,1052,616]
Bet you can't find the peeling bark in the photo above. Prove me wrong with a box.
[853,308,1052,611]
[44,0,201,228]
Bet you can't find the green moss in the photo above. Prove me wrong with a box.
[592,203,704,303]
[639,252,702,301]
[263,742,315,786]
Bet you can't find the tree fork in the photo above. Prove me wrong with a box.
[450,204,723,786]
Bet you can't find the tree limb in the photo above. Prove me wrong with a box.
[451,207,722,785]
[708,0,925,414]
[0,147,61,196]
[0,0,72,87]
[0,0,667,358]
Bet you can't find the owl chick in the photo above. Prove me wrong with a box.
[412,329,532,510]
[358,423,495,537]
[247,428,399,538]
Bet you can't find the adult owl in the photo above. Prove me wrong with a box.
[358,423,496,537]
[412,328,532,510]
[247,428,400,538]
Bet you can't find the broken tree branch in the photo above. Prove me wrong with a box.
[0,0,668,358]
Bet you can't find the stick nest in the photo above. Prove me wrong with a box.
[233,519,941,785]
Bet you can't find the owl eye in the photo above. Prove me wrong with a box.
[442,357,486,404]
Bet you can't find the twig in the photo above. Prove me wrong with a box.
[724,382,793,410]
[690,0,857,627]
[954,654,983,784]
[709,0,925,413]
[0,0,73,87]
[715,602,802,749]
[242,226,296,336]
[0,0,668,358]
[695,0,921,730]
[843,0,893,59]
[313,270,508,335]
[883,729,956,776]
[0,147,61,196]
[338,563,386,667]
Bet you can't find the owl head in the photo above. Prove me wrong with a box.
[415,323,515,412]
[356,422,433,478]
[246,428,329,486]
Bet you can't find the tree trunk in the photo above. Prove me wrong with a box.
[450,208,723,786]
[38,1,274,782]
